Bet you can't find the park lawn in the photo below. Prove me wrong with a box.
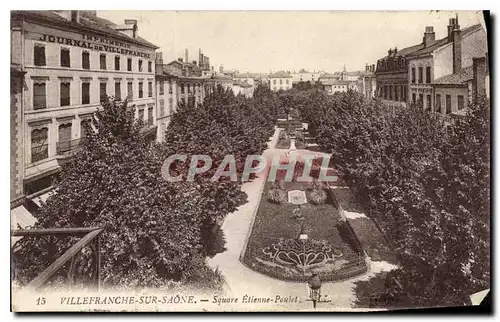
[244,181,359,270]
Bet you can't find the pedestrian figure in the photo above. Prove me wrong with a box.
[308,272,322,309]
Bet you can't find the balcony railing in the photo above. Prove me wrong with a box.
[11,227,104,290]
[56,138,87,155]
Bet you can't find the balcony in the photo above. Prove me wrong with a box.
[56,138,87,156]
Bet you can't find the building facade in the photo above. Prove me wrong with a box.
[269,71,293,91]
[10,10,158,198]
[155,52,178,142]
[406,18,486,112]
[361,64,377,99]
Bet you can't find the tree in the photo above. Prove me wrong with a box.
[13,99,213,289]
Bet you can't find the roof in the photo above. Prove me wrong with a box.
[12,10,159,49]
[213,74,233,80]
[407,24,482,58]
[433,66,473,85]
[234,73,255,78]
[321,80,352,86]
[233,81,253,88]
[269,71,292,78]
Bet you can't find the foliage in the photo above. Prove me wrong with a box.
[282,88,490,308]
[307,180,327,205]
[267,182,287,204]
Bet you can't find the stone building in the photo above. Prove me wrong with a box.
[10,10,159,203]
[406,17,486,112]
[269,71,293,91]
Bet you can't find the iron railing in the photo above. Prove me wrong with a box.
[11,227,104,290]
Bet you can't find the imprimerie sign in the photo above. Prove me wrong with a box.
[36,33,152,59]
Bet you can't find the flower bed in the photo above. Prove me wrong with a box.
[241,180,368,282]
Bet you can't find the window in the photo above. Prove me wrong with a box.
[138,109,145,123]
[31,128,48,163]
[138,82,144,98]
[384,85,388,99]
[436,94,442,113]
[81,119,92,138]
[402,86,407,101]
[81,82,90,105]
[60,83,70,106]
[168,98,173,114]
[426,95,431,110]
[411,67,416,83]
[148,61,152,73]
[419,94,423,105]
[458,95,464,110]
[148,82,153,97]
[100,83,107,102]
[389,85,393,100]
[286,79,289,84]
[115,56,120,71]
[394,85,399,101]
[160,99,165,117]
[57,123,72,154]
[33,83,46,110]
[99,54,107,70]
[138,60,143,72]
[127,82,133,99]
[181,84,185,94]
[446,95,451,114]
[115,82,121,100]
[34,45,46,66]
[160,81,165,95]
[169,81,173,94]
[426,66,431,84]
[273,79,276,85]
[418,67,423,84]
[412,93,416,103]
[127,58,132,71]
[280,79,283,85]
[60,48,70,67]
[82,51,90,69]
[148,106,153,125]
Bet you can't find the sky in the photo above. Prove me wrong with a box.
[98,10,485,74]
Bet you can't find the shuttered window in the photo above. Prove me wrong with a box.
[58,123,72,154]
[82,82,90,105]
[127,82,133,99]
[33,83,47,110]
[60,83,70,106]
[60,48,70,67]
[82,51,90,69]
[31,128,48,163]
[100,83,107,102]
[115,82,121,100]
[34,45,46,66]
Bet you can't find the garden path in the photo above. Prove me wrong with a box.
[207,127,397,311]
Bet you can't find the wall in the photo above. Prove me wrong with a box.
[270,77,293,91]
[434,86,468,115]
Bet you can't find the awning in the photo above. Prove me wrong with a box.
[32,190,52,208]
[11,205,37,246]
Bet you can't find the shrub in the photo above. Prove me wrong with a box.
[267,182,287,204]
[307,180,327,205]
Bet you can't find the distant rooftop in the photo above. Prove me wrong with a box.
[269,71,292,78]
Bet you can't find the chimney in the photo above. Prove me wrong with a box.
[185,49,189,64]
[423,26,435,47]
[473,56,486,100]
[118,19,138,38]
[452,19,462,73]
[155,52,163,74]
[71,10,80,23]
[388,48,393,56]
[447,16,458,41]
[193,60,197,66]
[394,47,398,55]
[365,63,369,72]
[178,58,183,63]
